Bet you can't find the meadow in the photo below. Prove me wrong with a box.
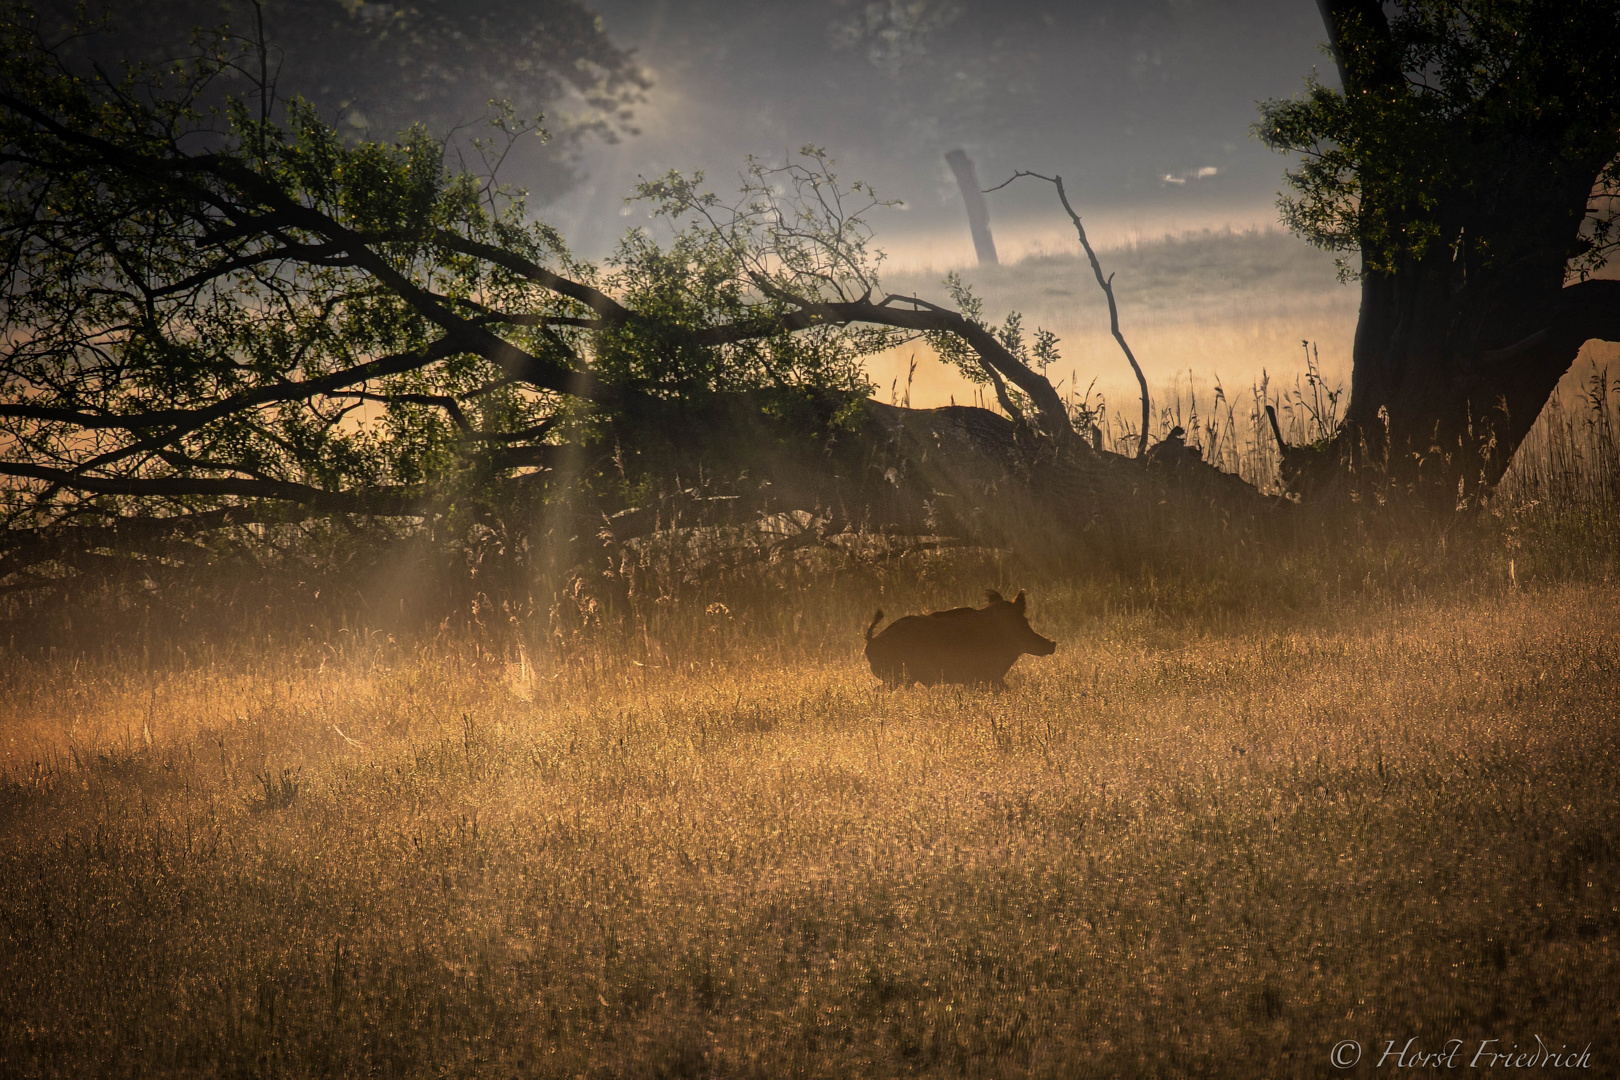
[3,233,1620,1077]
[2,531,1618,1077]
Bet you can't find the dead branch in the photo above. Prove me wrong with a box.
[986,171,1152,456]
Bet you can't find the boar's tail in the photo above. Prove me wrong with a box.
[865,610,884,642]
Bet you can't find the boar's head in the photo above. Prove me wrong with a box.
[985,590,1057,656]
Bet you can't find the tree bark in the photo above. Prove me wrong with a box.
[1299,0,1620,503]
[1322,258,1597,501]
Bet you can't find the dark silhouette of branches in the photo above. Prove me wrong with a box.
[0,28,1099,589]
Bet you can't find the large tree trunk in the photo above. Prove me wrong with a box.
[1337,266,1558,498]
[1316,248,1620,504]
[1298,0,1620,506]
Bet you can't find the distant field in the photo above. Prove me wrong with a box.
[869,228,1360,417]
[3,576,1616,1077]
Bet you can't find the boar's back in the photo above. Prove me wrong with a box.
[866,607,1023,686]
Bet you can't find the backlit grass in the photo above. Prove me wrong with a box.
[2,580,1616,1077]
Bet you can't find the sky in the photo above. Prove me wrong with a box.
[536,0,1338,265]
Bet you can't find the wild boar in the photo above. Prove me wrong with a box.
[863,590,1057,688]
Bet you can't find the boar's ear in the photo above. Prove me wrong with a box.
[984,589,1004,604]
[1013,590,1026,613]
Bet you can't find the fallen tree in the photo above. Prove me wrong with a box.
[0,14,1283,605]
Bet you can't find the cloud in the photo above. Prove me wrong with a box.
[1162,166,1219,186]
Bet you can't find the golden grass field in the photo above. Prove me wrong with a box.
[4,235,1620,1077]
[2,557,1617,1077]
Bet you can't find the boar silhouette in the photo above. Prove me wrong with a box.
[863,590,1057,689]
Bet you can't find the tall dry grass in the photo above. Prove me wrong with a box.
[1,573,1616,1077]
[875,230,1620,519]
[1498,360,1620,509]
[1071,342,1620,520]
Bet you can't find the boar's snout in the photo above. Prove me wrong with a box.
[1028,632,1057,656]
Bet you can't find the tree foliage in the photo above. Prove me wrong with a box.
[0,13,1085,590]
[1259,0,1620,280]
[1253,0,1620,499]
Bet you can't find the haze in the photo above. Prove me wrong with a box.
[530,0,1359,407]
[548,0,1334,262]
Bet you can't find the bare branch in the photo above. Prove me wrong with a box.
[990,171,1149,455]
[0,336,463,434]
[428,231,631,322]
[329,391,473,434]
[700,283,1069,436]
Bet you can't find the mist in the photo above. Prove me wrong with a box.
[528,0,1355,396]
[545,0,1333,261]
